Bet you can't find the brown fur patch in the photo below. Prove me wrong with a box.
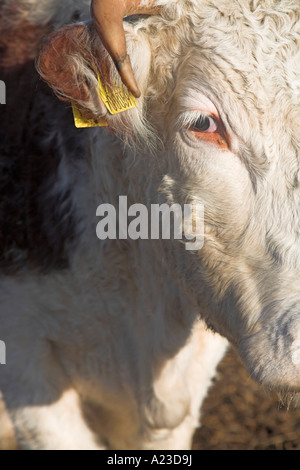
[38,24,93,103]
[0,19,50,69]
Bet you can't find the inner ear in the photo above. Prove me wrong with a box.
[37,23,96,104]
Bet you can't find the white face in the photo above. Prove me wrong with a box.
[145,36,300,392]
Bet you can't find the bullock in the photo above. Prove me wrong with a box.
[0,0,300,450]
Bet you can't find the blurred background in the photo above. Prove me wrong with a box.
[193,347,300,450]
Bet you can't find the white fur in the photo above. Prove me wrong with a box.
[1,0,300,451]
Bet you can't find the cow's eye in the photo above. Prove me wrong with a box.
[183,111,229,149]
[190,115,217,133]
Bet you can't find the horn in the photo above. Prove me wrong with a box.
[91,0,161,97]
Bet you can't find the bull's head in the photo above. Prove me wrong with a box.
[37,0,300,395]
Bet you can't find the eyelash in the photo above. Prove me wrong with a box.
[178,111,218,133]
[189,115,218,134]
[179,111,229,149]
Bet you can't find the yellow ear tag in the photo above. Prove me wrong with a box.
[72,68,137,128]
[72,104,108,128]
[96,72,137,115]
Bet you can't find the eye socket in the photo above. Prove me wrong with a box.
[190,115,218,133]
[181,109,229,149]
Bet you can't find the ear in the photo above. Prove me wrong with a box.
[37,22,106,117]
[37,21,152,122]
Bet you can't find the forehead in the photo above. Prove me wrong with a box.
[173,1,300,141]
[186,3,299,92]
